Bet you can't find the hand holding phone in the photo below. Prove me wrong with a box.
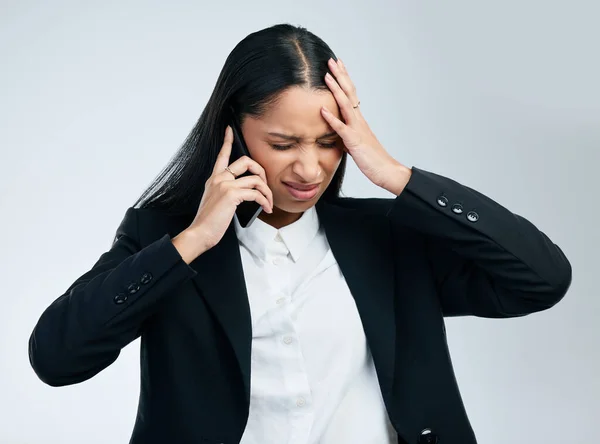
[182,123,273,256]
[228,112,265,227]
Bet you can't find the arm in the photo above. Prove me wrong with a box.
[28,207,198,386]
[386,167,572,317]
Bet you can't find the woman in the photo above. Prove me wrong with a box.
[28,24,572,444]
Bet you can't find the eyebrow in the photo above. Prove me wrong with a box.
[267,131,338,141]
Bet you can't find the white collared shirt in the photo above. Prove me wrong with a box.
[234,206,398,444]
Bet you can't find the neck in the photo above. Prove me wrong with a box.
[257,206,303,229]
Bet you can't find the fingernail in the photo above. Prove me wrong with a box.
[321,106,330,114]
[325,72,332,80]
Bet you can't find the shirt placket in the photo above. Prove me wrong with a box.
[265,239,315,443]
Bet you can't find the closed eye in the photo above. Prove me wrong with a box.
[271,141,338,151]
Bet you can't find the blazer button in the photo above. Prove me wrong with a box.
[113,293,128,305]
[127,282,140,294]
[418,428,439,444]
[140,272,153,285]
[451,203,463,214]
[436,195,448,207]
[466,210,479,222]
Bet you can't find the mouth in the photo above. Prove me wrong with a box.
[283,182,321,200]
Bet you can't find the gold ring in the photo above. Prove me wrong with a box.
[224,166,237,178]
[353,101,360,109]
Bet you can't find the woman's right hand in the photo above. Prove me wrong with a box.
[175,126,274,259]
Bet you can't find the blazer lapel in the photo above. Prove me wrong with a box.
[316,199,397,401]
[177,198,397,409]
[187,222,253,405]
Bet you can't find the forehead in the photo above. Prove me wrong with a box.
[255,86,341,131]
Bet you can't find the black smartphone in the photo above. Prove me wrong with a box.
[228,109,263,228]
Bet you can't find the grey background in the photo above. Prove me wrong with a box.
[1,1,597,443]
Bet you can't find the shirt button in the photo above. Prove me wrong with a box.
[296,397,306,407]
[283,336,293,345]
[275,233,283,242]
[272,257,284,265]
[276,297,286,305]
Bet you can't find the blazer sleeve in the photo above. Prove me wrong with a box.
[28,207,198,387]
[386,167,572,318]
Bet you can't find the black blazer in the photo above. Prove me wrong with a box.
[28,167,572,444]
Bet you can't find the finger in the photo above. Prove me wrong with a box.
[228,156,268,185]
[213,126,233,174]
[336,59,363,119]
[328,58,359,107]
[324,72,356,125]
[321,106,351,140]
[238,189,273,213]
[234,175,274,209]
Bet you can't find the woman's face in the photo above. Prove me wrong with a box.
[241,86,344,227]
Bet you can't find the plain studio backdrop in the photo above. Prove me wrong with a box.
[1,1,598,443]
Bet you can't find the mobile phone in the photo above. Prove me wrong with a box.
[228,109,263,228]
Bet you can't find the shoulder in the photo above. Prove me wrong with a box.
[320,195,399,239]
[123,197,399,241]
[328,195,424,247]
[328,196,396,216]
[116,206,192,246]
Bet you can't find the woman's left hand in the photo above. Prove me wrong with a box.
[321,57,412,195]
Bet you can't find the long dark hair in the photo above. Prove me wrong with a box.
[132,23,347,217]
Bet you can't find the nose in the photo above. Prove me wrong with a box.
[291,148,322,182]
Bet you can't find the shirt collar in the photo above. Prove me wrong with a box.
[233,206,320,263]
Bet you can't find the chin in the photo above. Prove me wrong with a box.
[273,197,319,214]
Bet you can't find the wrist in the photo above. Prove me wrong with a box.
[385,163,412,196]
[172,227,209,264]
